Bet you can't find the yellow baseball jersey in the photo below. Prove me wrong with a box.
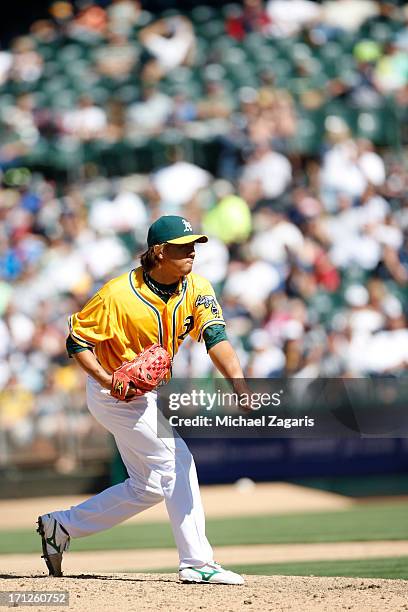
[68,267,225,373]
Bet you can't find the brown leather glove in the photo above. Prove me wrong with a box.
[111,343,171,401]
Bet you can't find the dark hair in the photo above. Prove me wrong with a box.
[140,247,158,273]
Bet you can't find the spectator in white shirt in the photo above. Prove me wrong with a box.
[127,84,173,136]
[266,0,321,37]
[151,148,211,209]
[139,15,196,82]
[62,95,107,141]
[241,141,292,201]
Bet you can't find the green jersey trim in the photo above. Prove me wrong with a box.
[68,315,95,348]
[171,278,187,357]
[129,271,163,345]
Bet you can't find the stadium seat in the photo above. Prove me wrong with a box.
[341,266,370,287]
[308,291,340,326]
[356,105,399,146]
[42,60,61,80]
[288,110,323,154]
[116,84,140,104]
[368,22,394,44]
[134,10,154,29]
[49,89,77,110]
[268,59,293,86]
[58,43,87,64]
[42,75,71,96]
[195,18,225,40]
[195,38,210,66]
[324,102,358,133]
[316,42,346,78]
[22,138,50,166]
[191,5,217,23]
[356,110,385,144]
[37,40,61,61]
[63,59,90,78]
[242,32,266,53]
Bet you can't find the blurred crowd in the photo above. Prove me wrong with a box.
[0,0,407,469]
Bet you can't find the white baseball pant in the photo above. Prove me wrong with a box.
[52,376,214,569]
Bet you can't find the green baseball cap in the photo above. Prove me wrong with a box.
[147,215,208,247]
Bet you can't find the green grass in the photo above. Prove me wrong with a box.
[228,557,408,580]
[141,556,408,580]
[2,501,408,555]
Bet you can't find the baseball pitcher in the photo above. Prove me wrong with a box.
[37,215,250,585]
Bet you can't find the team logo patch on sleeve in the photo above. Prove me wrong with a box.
[195,295,219,316]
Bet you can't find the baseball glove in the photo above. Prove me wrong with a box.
[111,343,172,401]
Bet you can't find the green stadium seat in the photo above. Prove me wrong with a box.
[356,106,399,147]
[318,41,343,62]
[242,32,266,52]
[267,59,293,86]
[288,110,323,155]
[203,63,227,81]
[52,139,82,171]
[63,59,90,78]
[195,18,225,40]
[86,86,110,105]
[42,75,71,96]
[308,291,340,325]
[22,138,50,166]
[221,2,242,18]
[58,43,86,63]
[335,31,358,55]
[222,46,248,66]
[160,8,182,18]
[42,60,61,80]
[316,42,346,78]
[324,102,357,133]
[211,35,239,54]
[248,45,279,66]
[195,38,210,66]
[385,281,408,308]
[134,10,154,29]
[0,94,15,108]
[272,35,300,60]
[37,41,60,61]
[369,22,394,44]
[290,43,313,63]
[356,110,385,143]
[49,89,77,110]
[341,266,370,287]
[225,62,259,89]
[116,85,139,104]
[191,5,217,24]
[97,140,138,176]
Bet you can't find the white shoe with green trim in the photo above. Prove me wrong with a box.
[37,514,70,577]
[179,562,244,585]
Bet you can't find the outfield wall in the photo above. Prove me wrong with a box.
[188,438,408,496]
[2,437,408,499]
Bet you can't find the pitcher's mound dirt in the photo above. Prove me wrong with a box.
[3,573,407,612]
